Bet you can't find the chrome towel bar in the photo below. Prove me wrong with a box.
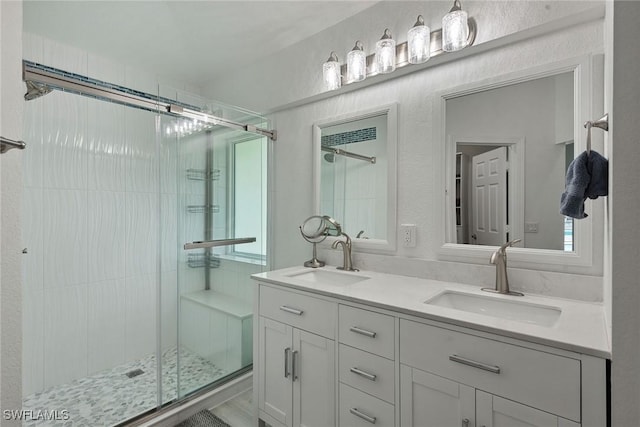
[0,136,26,154]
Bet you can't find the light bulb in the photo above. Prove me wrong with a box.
[442,0,469,52]
[347,41,366,83]
[323,52,342,91]
[375,28,396,74]
[408,15,431,64]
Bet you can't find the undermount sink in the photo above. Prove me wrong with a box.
[425,291,561,327]
[286,269,370,286]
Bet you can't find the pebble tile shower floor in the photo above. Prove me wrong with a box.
[22,347,227,427]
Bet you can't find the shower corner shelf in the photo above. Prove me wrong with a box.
[187,253,221,269]
[186,168,220,181]
[187,204,220,214]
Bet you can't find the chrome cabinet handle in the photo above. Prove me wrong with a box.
[350,367,377,382]
[349,326,377,338]
[284,348,291,379]
[292,350,299,381]
[279,306,304,316]
[350,408,376,424]
[462,418,469,427]
[449,354,501,374]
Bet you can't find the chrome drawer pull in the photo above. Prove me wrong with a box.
[449,354,501,374]
[350,408,376,424]
[280,305,304,316]
[349,326,377,338]
[350,367,377,381]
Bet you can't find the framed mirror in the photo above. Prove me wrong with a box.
[437,56,602,268]
[313,104,398,252]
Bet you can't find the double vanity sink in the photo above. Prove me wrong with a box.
[283,267,565,330]
[266,265,610,357]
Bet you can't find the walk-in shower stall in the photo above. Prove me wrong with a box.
[21,61,272,426]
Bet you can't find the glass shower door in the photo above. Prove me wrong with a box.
[162,111,267,398]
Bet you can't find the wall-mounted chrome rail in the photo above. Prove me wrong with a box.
[184,237,256,250]
[322,145,376,164]
[0,136,26,154]
[22,61,277,141]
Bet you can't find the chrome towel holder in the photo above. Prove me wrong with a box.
[0,136,26,154]
[584,113,609,154]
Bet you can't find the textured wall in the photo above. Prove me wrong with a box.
[1,1,23,424]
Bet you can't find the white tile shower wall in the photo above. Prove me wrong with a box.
[21,33,188,396]
[266,20,605,299]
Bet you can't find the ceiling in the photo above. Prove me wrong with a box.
[23,1,378,88]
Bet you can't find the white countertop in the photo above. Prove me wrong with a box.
[252,266,611,359]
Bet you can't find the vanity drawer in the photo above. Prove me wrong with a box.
[259,285,336,339]
[339,344,395,404]
[399,319,581,422]
[339,305,395,359]
[339,383,395,427]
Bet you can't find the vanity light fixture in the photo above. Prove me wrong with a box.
[323,8,476,92]
[375,29,396,74]
[407,15,431,64]
[442,0,469,52]
[323,52,342,91]
[347,41,367,83]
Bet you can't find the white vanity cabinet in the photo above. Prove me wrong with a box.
[399,318,600,427]
[256,285,337,427]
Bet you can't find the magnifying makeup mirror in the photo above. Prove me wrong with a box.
[299,215,343,267]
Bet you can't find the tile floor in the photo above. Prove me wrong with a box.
[22,347,227,427]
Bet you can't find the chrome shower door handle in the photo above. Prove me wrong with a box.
[183,237,256,250]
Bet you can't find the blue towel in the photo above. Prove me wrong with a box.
[560,150,608,219]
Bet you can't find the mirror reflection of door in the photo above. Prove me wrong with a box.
[471,146,508,246]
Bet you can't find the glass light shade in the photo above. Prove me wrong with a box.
[375,29,396,74]
[323,52,341,91]
[347,41,366,83]
[408,16,431,64]
[442,8,469,52]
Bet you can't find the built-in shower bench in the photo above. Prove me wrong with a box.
[180,290,253,374]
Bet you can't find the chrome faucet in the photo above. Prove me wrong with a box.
[331,232,359,272]
[482,239,523,296]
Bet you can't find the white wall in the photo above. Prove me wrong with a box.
[1,1,24,423]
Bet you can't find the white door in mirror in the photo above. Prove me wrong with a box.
[471,147,507,246]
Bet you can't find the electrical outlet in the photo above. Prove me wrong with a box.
[401,224,417,247]
[525,222,539,233]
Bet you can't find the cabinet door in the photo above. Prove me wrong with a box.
[293,329,336,427]
[400,365,475,427]
[476,391,580,427]
[259,317,293,427]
